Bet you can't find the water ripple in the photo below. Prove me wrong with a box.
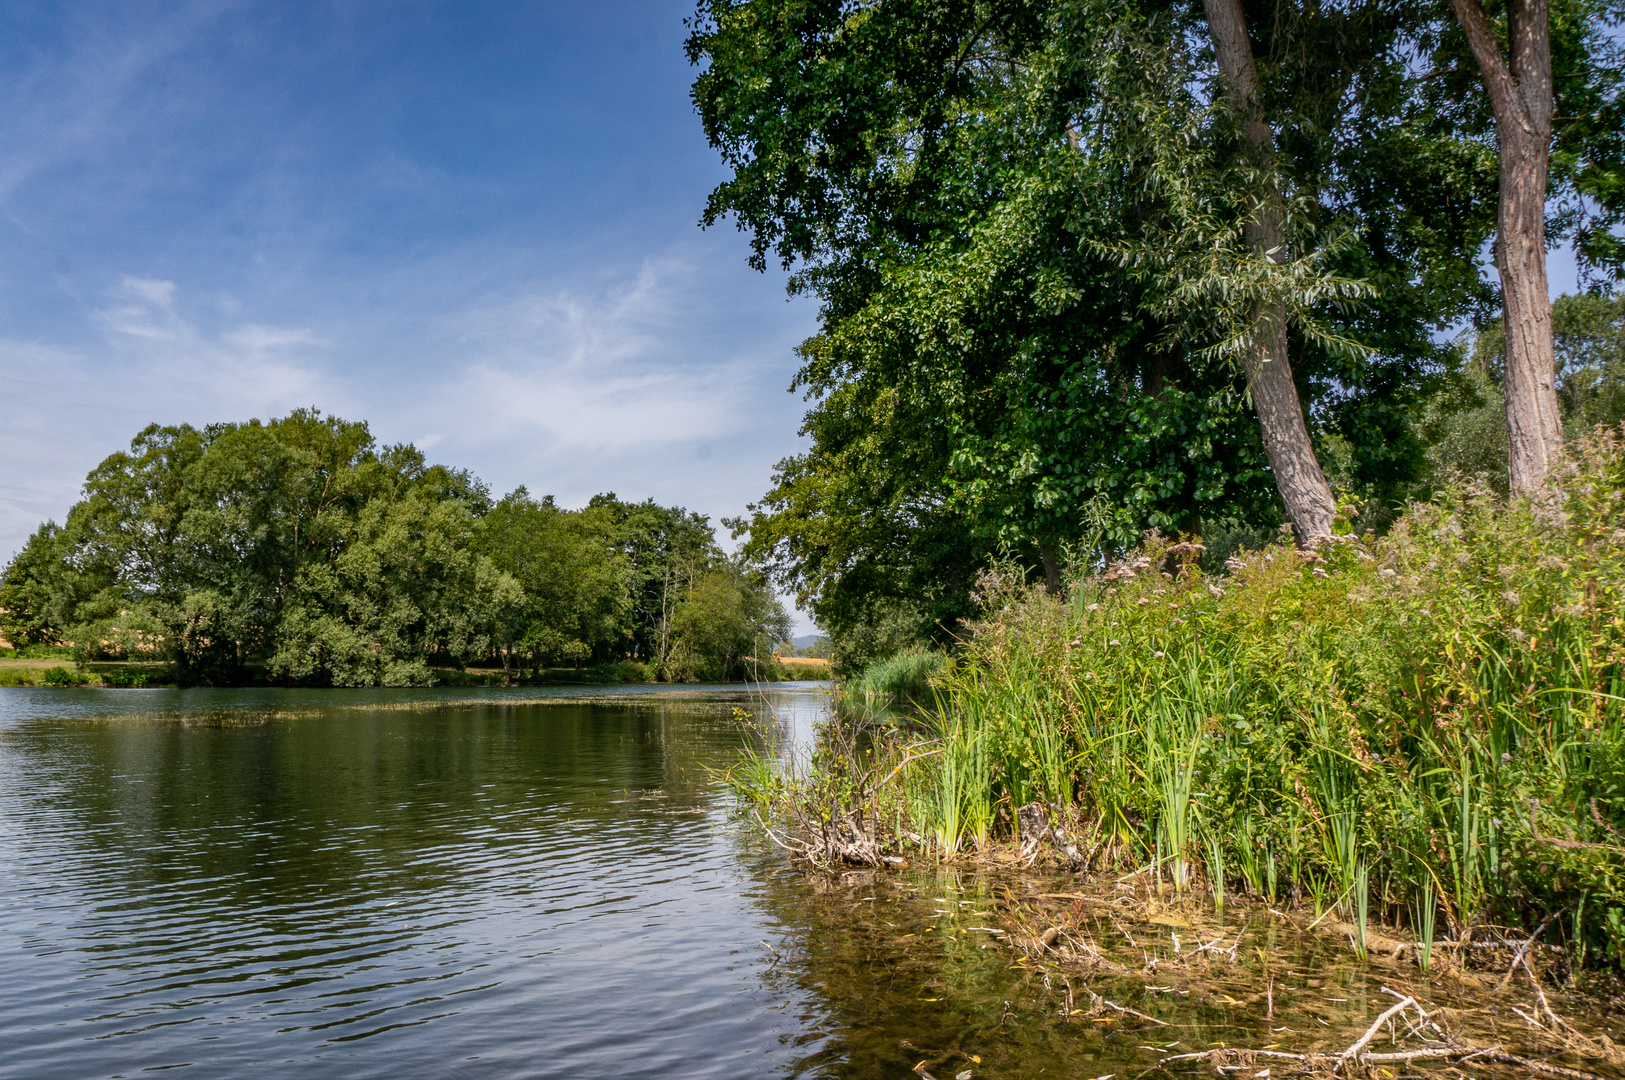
[0,689,831,1079]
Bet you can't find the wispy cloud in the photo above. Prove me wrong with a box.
[0,275,341,555]
[427,257,758,454]
[0,2,822,628]
[0,2,237,207]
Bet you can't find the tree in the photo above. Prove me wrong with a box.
[665,559,793,681]
[1202,0,1338,540]
[1428,291,1625,487]
[479,489,629,679]
[585,493,721,664]
[1446,0,1565,491]
[2,411,519,685]
[690,0,1512,652]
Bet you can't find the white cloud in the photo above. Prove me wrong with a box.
[422,257,758,455]
[221,324,325,351]
[121,276,178,308]
[0,276,341,558]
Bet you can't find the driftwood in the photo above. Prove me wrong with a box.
[1498,904,1571,990]
[1015,802,1085,866]
[754,807,900,868]
[1158,986,1614,1079]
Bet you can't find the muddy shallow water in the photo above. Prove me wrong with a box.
[0,684,1617,1079]
[761,862,1625,1078]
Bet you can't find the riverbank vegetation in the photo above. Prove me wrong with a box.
[736,429,1625,974]
[691,0,1625,980]
[0,410,793,687]
[691,0,1625,675]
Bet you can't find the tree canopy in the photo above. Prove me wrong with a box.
[1,411,790,686]
[689,0,1624,666]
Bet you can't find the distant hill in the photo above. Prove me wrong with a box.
[779,633,831,660]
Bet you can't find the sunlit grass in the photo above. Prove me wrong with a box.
[762,427,1625,970]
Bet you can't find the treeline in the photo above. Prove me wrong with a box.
[0,410,791,686]
[687,0,1625,673]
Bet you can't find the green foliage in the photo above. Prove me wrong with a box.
[834,645,946,720]
[2,412,791,687]
[1426,293,1625,493]
[699,0,1624,664]
[0,410,515,686]
[478,489,629,676]
[663,561,794,682]
[854,646,944,700]
[0,644,74,660]
[779,634,833,659]
[776,427,1625,966]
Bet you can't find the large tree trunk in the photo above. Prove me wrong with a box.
[1447,0,1562,492]
[1203,0,1337,543]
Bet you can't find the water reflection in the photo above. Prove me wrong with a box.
[6,686,1612,1080]
[0,686,830,1079]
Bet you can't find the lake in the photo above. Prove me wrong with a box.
[1,685,854,1079]
[4,685,1612,1080]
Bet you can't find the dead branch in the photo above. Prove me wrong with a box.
[1498,904,1571,990]
[1094,992,1170,1027]
[1160,984,1615,1080]
[1338,993,1417,1068]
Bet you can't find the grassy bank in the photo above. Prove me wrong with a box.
[0,659,166,687]
[0,655,804,689]
[740,428,1625,971]
[833,646,944,718]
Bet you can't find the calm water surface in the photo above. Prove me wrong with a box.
[0,685,843,1079]
[6,685,1607,1080]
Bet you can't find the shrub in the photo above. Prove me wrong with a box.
[777,426,1625,967]
[608,659,655,683]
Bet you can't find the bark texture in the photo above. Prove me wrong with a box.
[1448,0,1562,492]
[1203,0,1337,542]
[1038,545,1062,597]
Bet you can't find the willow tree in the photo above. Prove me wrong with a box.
[1202,0,1338,539]
[1447,0,1563,491]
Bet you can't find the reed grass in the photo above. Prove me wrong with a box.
[761,428,1625,971]
[1413,876,1437,974]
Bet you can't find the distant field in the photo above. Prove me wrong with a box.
[775,655,830,674]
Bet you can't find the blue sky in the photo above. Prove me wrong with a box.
[0,0,822,626]
[0,2,1602,637]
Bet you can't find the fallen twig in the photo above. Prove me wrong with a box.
[1158,984,1615,1079]
[1098,995,1170,1027]
[1337,992,1416,1068]
[1498,904,1571,990]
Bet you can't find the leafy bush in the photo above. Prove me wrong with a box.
[42,667,87,687]
[786,427,1625,966]
[607,659,655,683]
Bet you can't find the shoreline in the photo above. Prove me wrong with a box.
[772,850,1625,1079]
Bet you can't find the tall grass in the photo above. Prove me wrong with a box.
[836,646,946,719]
[784,428,1625,970]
